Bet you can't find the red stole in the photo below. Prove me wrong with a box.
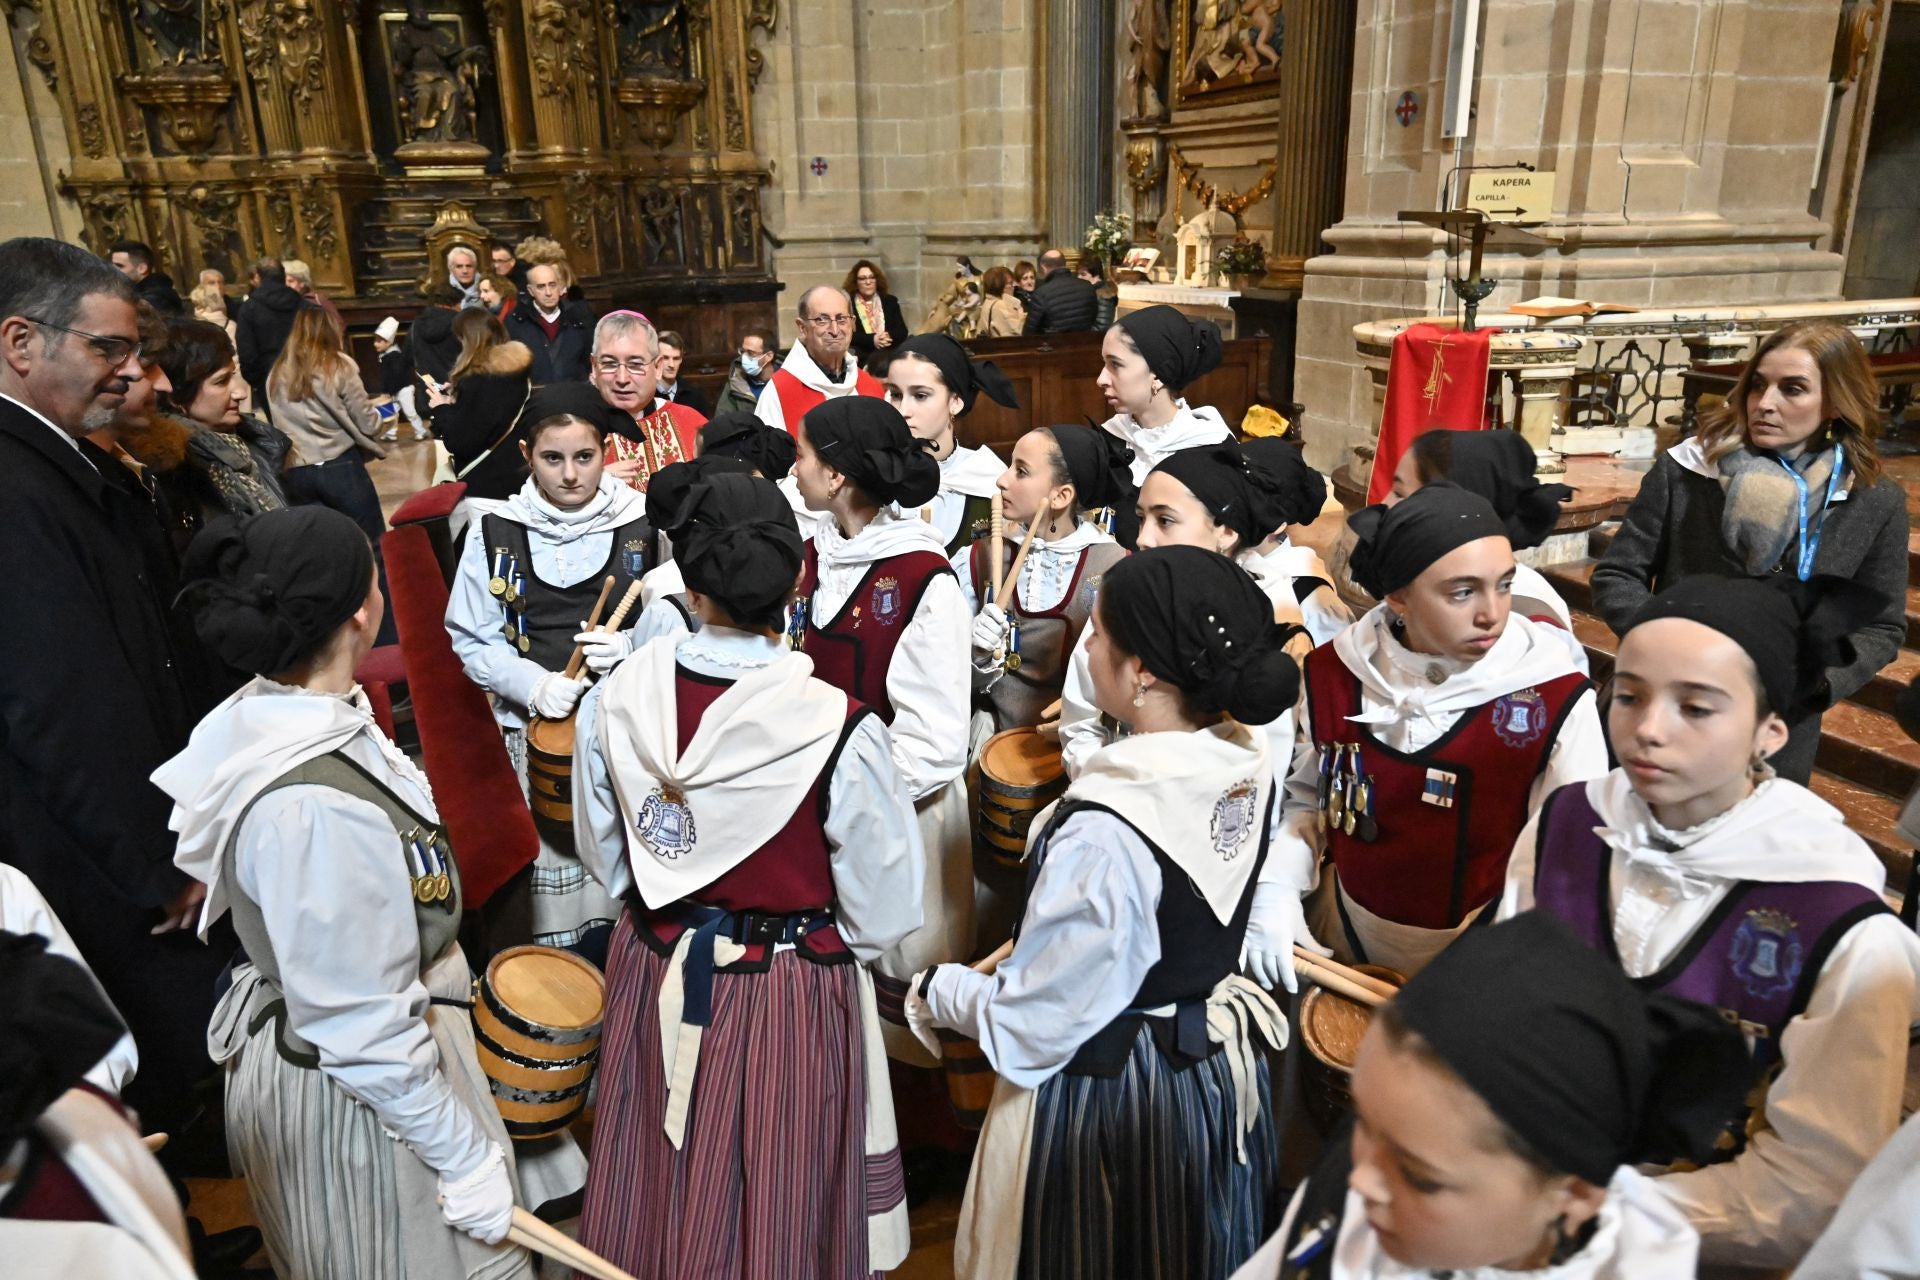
[1365,323,1495,504]
[605,401,706,492]
[770,366,885,435]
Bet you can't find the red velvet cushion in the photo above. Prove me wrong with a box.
[380,523,538,907]
[355,644,408,687]
[390,481,469,527]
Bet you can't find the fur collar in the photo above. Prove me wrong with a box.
[467,340,533,377]
[112,412,197,474]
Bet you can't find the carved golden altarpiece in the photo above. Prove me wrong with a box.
[3,0,781,354]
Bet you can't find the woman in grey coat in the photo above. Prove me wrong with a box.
[1591,320,1908,782]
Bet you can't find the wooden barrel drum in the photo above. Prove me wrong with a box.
[974,728,1066,870]
[473,945,606,1140]
[1298,963,1405,1133]
[936,1028,996,1129]
[525,716,576,838]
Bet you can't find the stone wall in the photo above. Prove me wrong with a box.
[0,16,70,242]
[1844,4,1920,300]
[1296,0,1855,475]
[751,0,1046,344]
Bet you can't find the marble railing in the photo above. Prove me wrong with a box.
[1350,298,1920,476]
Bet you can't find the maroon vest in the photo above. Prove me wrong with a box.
[1304,642,1590,930]
[797,542,953,723]
[1531,782,1888,1159]
[629,668,870,967]
[969,538,1126,732]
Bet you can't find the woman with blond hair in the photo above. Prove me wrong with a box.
[1591,319,1909,781]
[268,305,397,643]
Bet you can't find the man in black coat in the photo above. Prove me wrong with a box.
[234,257,303,396]
[1021,248,1101,335]
[503,259,595,384]
[0,237,233,1131]
[109,240,185,317]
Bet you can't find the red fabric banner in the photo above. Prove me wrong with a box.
[1366,323,1496,504]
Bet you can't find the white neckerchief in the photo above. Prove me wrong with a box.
[1583,769,1885,892]
[1333,604,1580,734]
[1101,399,1233,483]
[936,442,1003,498]
[154,677,432,938]
[498,473,641,545]
[1003,521,1112,612]
[810,507,951,620]
[598,629,847,906]
[1314,1167,1697,1280]
[1064,721,1271,925]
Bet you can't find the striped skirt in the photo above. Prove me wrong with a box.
[577,912,892,1279]
[1018,1024,1282,1280]
[503,725,619,949]
[213,950,534,1280]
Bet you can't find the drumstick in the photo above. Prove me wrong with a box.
[507,1208,639,1280]
[999,505,1047,611]
[1292,955,1387,1008]
[141,1132,168,1153]
[1292,947,1399,1001]
[972,938,1015,974]
[989,492,1005,603]
[559,576,619,682]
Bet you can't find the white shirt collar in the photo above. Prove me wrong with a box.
[0,391,89,459]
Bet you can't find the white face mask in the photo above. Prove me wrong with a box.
[740,353,763,377]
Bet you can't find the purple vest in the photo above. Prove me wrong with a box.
[1533,783,1888,1160]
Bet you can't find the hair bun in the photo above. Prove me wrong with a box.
[1224,629,1303,726]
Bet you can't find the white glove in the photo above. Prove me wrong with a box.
[1239,882,1327,994]
[904,968,945,1061]
[970,602,1012,656]
[529,671,587,720]
[573,625,634,676]
[437,1141,515,1244]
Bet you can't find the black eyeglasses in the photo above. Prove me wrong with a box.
[23,317,142,366]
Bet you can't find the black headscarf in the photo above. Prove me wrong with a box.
[1393,911,1754,1185]
[1043,422,1135,513]
[1153,440,1324,549]
[885,333,1020,416]
[800,396,941,508]
[1116,304,1224,391]
[669,473,805,622]
[1621,573,1888,721]
[1347,481,1508,599]
[0,931,129,1142]
[1416,429,1572,551]
[179,507,375,675]
[1099,545,1301,725]
[698,411,798,480]
[644,454,757,532]
[520,379,619,437]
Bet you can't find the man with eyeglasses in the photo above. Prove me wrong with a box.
[753,283,885,437]
[589,309,707,492]
[0,236,235,1139]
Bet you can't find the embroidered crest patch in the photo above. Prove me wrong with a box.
[1079,572,1104,613]
[871,576,903,625]
[1491,688,1548,747]
[636,786,696,860]
[621,537,648,579]
[1730,908,1803,1000]
[1210,778,1261,860]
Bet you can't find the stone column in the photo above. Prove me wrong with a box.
[1044,0,1114,252]
[1269,0,1357,288]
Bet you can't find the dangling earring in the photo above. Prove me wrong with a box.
[1132,681,1148,708]
[1545,1214,1588,1267]
[1048,512,1060,535]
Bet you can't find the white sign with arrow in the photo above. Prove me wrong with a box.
[1462,170,1554,224]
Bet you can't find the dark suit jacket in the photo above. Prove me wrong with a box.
[1022,271,1100,334]
[661,380,711,418]
[0,396,234,1119]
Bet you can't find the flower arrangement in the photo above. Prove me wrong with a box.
[1084,211,1132,262]
[1214,237,1268,280]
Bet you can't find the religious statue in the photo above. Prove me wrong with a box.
[133,0,214,65]
[1125,0,1170,120]
[620,1,692,78]
[392,0,491,145]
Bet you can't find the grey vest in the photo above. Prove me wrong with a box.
[223,750,463,1066]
